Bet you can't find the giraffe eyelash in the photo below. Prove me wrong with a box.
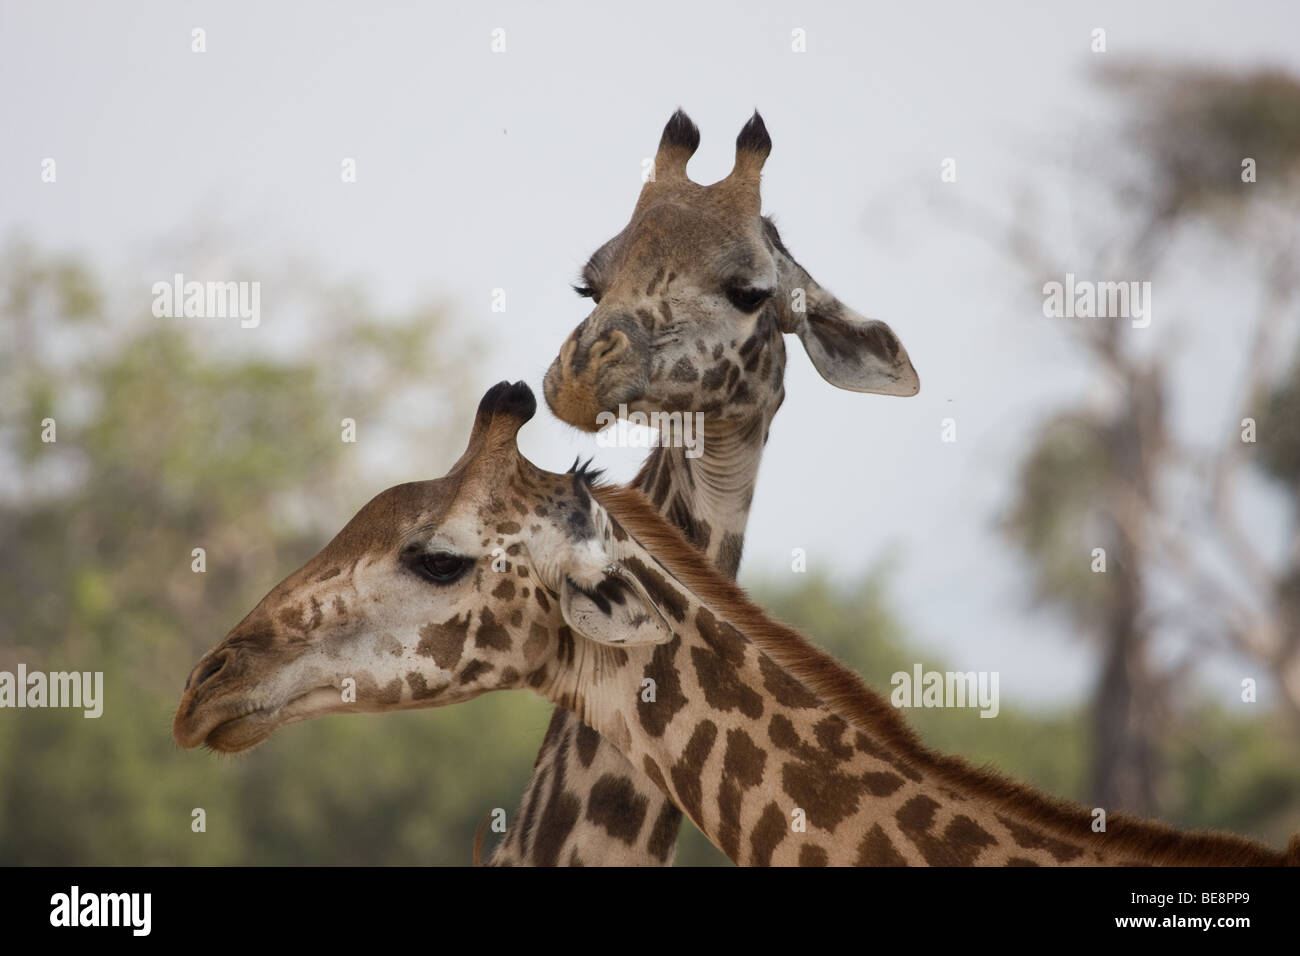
[573,284,601,302]
[725,284,775,313]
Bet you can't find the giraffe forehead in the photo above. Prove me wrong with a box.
[350,469,569,558]
[316,477,464,565]
[473,470,571,523]
[597,201,770,283]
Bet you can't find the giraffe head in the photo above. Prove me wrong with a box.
[543,110,919,432]
[172,382,676,754]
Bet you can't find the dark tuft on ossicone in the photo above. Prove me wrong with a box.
[735,111,772,158]
[477,380,537,425]
[659,109,701,154]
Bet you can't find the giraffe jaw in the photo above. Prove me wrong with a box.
[176,685,343,754]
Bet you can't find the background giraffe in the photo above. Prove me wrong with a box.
[173,381,1297,866]
[488,110,918,864]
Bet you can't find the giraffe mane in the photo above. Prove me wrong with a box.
[590,481,1298,867]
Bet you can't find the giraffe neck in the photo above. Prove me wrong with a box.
[536,496,1292,867]
[536,575,999,866]
[633,407,775,578]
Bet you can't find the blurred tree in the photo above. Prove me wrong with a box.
[1005,371,1169,814]
[985,66,1300,813]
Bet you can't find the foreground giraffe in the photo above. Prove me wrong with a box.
[173,383,1297,866]
[497,109,918,865]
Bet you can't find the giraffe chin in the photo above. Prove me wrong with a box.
[543,378,606,432]
[196,686,343,754]
[551,389,654,436]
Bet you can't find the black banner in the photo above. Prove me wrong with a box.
[6,865,1292,942]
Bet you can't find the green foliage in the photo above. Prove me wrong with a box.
[1258,353,1300,488]
[1002,413,1118,626]
[1166,704,1300,849]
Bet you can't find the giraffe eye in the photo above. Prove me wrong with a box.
[411,551,472,584]
[573,284,602,304]
[725,284,773,313]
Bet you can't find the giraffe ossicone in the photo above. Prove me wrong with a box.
[174,381,1298,867]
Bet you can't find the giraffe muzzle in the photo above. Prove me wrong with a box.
[544,322,649,431]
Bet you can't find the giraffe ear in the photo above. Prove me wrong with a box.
[559,572,674,646]
[767,228,920,396]
[790,305,920,396]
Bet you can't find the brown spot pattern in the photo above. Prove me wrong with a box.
[695,606,746,664]
[623,555,688,623]
[718,728,767,860]
[854,731,925,783]
[670,720,718,824]
[690,645,764,718]
[759,654,820,708]
[585,774,649,844]
[856,825,908,866]
[523,622,549,662]
[799,845,829,867]
[406,671,444,701]
[749,801,787,866]
[417,613,470,668]
[994,814,1085,863]
[768,714,884,830]
[636,636,688,737]
[575,722,601,767]
[645,802,681,863]
[896,795,996,866]
[531,730,581,866]
[474,608,511,650]
[373,677,402,705]
[458,659,493,684]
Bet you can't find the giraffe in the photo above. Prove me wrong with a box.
[173,382,1298,867]
[493,109,919,865]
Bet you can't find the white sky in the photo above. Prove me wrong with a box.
[3,0,1298,707]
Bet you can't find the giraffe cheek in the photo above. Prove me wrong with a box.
[416,614,471,670]
[350,673,404,708]
[523,622,551,665]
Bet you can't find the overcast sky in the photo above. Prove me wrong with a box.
[4,0,1298,707]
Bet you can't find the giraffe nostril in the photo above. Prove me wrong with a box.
[193,656,226,691]
[593,332,627,365]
